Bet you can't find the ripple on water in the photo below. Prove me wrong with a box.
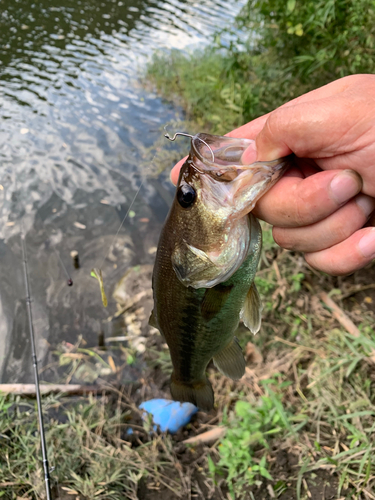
[0,0,245,382]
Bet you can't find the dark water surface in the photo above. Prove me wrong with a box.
[0,0,242,382]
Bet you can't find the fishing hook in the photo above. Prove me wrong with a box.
[21,222,52,500]
[164,129,215,163]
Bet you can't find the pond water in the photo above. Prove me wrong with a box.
[0,0,243,383]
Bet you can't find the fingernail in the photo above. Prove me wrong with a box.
[330,170,362,204]
[356,194,375,218]
[358,228,375,258]
[241,142,257,164]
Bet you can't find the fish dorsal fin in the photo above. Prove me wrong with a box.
[201,284,233,322]
[240,282,262,334]
[213,337,245,380]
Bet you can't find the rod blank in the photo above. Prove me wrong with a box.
[21,225,52,500]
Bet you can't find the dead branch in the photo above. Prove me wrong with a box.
[0,384,100,396]
[183,426,226,445]
[319,292,360,337]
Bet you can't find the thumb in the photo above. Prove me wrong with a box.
[254,92,365,161]
[241,100,328,163]
[240,74,375,163]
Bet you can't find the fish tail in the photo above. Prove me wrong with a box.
[170,373,214,412]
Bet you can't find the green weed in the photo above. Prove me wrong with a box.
[211,382,297,499]
[145,49,249,135]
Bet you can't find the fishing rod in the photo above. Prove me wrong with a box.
[21,223,52,500]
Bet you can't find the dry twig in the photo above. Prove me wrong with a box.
[183,426,226,445]
[319,292,360,337]
[0,383,100,396]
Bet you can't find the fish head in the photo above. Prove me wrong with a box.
[169,133,289,289]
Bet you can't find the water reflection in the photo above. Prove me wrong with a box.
[0,0,243,382]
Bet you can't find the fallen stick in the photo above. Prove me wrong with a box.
[0,384,100,396]
[183,426,226,445]
[340,283,375,300]
[319,292,361,338]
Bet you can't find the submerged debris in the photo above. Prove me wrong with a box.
[91,268,108,307]
[70,249,80,269]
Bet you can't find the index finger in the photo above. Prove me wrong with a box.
[253,168,362,227]
[170,156,187,185]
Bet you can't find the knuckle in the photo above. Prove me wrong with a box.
[330,224,352,243]
[273,227,298,250]
[305,252,353,277]
[293,190,314,226]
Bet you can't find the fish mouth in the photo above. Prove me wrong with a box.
[197,155,289,221]
[187,133,290,217]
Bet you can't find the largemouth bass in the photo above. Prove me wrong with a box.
[151,133,288,411]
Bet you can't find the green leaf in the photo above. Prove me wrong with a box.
[295,24,304,36]
[235,400,251,417]
[260,467,273,480]
[207,455,216,475]
[287,0,296,12]
[127,353,135,365]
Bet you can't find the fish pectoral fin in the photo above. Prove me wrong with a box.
[170,374,214,412]
[213,337,245,380]
[240,282,263,334]
[171,244,211,284]
[201,284,233,321]
[185,243,213,263]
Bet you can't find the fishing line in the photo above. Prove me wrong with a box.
[43,177,77,287]
[92,127,176,303]
[51,245,73,286]
[96,177,145,271]
[20,221,52,500]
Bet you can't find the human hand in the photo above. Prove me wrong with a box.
[170,75,375,275]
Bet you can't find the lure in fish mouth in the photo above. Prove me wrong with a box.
[151,133,289,411]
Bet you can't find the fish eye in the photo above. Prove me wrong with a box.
[177,184,196,208]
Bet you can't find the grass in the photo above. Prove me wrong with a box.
[0,392,184,499]
[248,229,375,498]
[145,49,252,136]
